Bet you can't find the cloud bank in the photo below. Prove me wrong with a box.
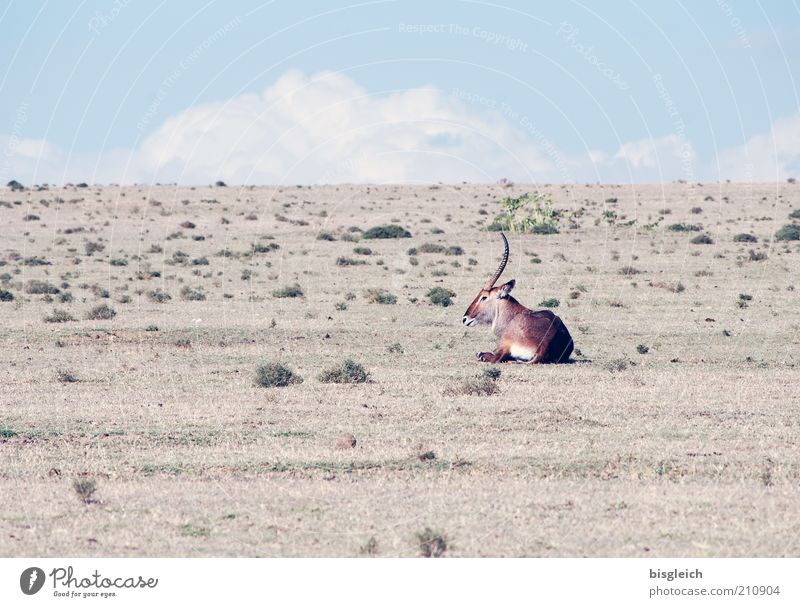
[2,70,796,185]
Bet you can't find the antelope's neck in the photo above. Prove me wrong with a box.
[492,296,523,337]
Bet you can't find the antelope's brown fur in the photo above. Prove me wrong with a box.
[463,233,574,364]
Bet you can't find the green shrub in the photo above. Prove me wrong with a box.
[491,192,560,234]
[788,209,800,220]
[775,224,800,241]
[336,256,366,266]
[538,298,560,308]
[255,362,303,387]
[362,225,412,239]
[364,288,396,304]
[147,289,171,303]
[273,284,303,298]
[427,286,456,307]
[87,304,116,320]
[733,233,758,243]
[316,231,336,241]
[668,223,702,232]
[445,246,464,256]
[0,289,13,302]
[318,359,370,384]
[26,280,59,295]
[353,247,372,255]
[690,233,714,245]
[180,285,206,301]
[251,242,280,253]
[44,309,75,323]
[110,258,128,266]
[415,528,447,558]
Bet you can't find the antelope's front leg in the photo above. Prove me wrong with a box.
[476,346,509,363]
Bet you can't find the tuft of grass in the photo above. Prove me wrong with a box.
[426,286,456,307]
[619,266,640,275]
[733,233,758,243]
[362,224,412,239]
[147,289,171,303]
[73,479,98,505]
[0,289,13,302]
[255,362,303,388]
[364,288,396,304]
[26,280,60,295]
[273,284,304,298]
[316,231,336,241]
[179,522,210,538]
[388,342,403,354]
[415,528,448,558]
[318,359,370,384]
[336,256,367,266]
[668,223,702,232]
[445,368,501,396]
[538,298,560,308]
[353,247,372,255]
[360,536,379,556]
[604,358,629,373]
[636,344,649,355]
[775,224,800,241]
[690,233,714,245]
[86,304,116,320]
[180,286,206,301]
[44,309,75,323]
[57,370,79,383]
[0,428,17,438]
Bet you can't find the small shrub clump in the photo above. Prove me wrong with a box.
[0,289,13,302]
[255,362,303,387]
[733,233,758,243]
[273,284,304,298]
[336,256,367,266]
[538,298,560,308]
[364,288,396,304]
[44,309,75,323]
[180,285,206,301]
[415,528,448,558]
[775,224,800,241]
[318,359,370,384]
[426,286,456,307]
[87,304,116,320]
[690,233,714,245]
[362,224,412,239]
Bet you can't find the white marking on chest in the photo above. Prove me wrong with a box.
[509,344,536,361]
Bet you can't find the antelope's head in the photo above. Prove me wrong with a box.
[462,232,516,327]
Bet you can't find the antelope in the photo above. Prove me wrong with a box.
[462,232,574,364]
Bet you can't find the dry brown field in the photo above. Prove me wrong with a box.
[1,182,798,556]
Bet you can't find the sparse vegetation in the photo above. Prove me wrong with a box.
[44,309,75,323]
[775,224,800,241]
[73,479,98,505]
[362,224,412,239]
[490,192,560,234]
[415,528,448,558]
[318,359,370,384]
[87,304,116,320]
[426,286,456,307]
[273,284,304,298]
[364,288,396,304]
[690,233,714,245]
[255,362,303,388]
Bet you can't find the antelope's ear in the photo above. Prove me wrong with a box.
[498,279,516,298]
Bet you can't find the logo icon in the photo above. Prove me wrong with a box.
[20,567,46,595]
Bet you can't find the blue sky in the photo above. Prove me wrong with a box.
[1,0,798,184]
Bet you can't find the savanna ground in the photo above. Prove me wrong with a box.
[1,181,799,557]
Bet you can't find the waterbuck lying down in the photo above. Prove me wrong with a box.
[462,232,574,364]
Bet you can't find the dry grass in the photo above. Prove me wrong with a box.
[1,182,799,557]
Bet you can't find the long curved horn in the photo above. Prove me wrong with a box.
[484,232,509,289]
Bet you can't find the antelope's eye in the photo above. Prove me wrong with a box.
[480,296,487,301]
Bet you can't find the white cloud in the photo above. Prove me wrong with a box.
[715,113,800,181]
[1,70,796,185]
